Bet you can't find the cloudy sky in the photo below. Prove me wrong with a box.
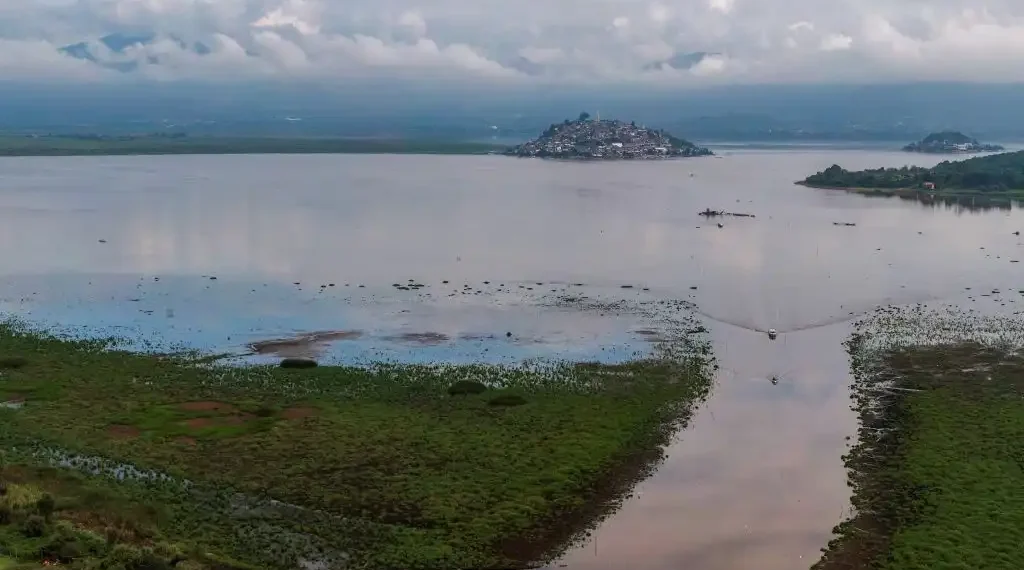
[4,0,1024,85]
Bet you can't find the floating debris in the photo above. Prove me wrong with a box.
[699,208,756,218]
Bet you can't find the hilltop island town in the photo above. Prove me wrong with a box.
[504,113,713,159]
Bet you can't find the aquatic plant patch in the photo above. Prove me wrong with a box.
[815,306,1024,570]
[0,319,714,569]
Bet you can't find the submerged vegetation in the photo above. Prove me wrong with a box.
[799,150,1024,199]
[0,316,714,569]
[816,307,1024,570]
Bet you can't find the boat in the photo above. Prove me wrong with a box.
[767,328,778,340]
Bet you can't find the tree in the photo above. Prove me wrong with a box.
[37,493,56,520]
[578,112,591,121]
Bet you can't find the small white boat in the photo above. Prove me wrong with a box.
[767,328,778,340]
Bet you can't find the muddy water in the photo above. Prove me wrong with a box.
[4,149,1024,568]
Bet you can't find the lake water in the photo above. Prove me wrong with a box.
[3,149,1024,569]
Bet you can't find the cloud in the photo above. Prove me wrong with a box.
[709,0,736,15]
[3,0,1024,85]
[820,33,853,51]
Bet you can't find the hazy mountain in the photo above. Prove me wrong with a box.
[57,33,213,73]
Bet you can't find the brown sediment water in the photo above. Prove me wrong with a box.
[545,320,857,570]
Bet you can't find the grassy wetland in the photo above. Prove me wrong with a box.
[815,306,1024,570]
[0,310,714,569]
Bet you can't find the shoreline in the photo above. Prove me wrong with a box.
[815,310,1024,569]
[794,180,1024,202]
[503,153,714,162]
[0,136,509,157]
[0,321,715,569]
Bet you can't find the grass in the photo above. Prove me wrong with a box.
[0,135,508,157]
[815,307,1024,570]
[0,320,713,569]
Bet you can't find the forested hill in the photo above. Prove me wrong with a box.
[800,151,1024,194]
[902,131,1004,153]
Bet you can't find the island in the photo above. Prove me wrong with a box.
[504,112,712,159]
[798,150,1024,200]
[902,131,1004,154]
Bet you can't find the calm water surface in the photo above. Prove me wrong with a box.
[3,150,1024,569]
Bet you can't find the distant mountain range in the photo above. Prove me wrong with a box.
[2,81,1024,143]
[58,33,212,73]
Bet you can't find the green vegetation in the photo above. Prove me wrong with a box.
[0,320,713,569]
[902,131,1004,154]
[816,308,1024,570]
[800,150,1024,199]
[0,135,507,157]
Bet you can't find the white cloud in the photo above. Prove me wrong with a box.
[820,33,853,51]
[709,0,736,15]
[519,46,565,64]
[395,11,427,39]
[648,3,672,25]
[691,53,728,76]
[252,10,320,36]
[2,0,1024,85]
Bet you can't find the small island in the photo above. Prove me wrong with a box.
[902,131,1004,154]
[504,112,712,159]
[798,150,1024,199]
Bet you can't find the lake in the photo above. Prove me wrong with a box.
[3,149,1024,569]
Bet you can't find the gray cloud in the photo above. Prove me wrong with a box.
[4,0,1024,84]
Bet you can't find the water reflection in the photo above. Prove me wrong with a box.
[894,192,1017,212]
[3,150,1024,569]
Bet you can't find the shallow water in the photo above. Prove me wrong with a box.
[3,149,1024,568]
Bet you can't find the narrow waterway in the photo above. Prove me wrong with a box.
[549,320,856,569]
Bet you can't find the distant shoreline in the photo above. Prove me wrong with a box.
[795,180,1024,201]
[0,136,509,157]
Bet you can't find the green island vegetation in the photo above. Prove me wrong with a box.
[799,150,1024,202]
[0,134,506,157]
[0,317,713,569]
[815,307,1024,570]
[902,131,1004,154]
